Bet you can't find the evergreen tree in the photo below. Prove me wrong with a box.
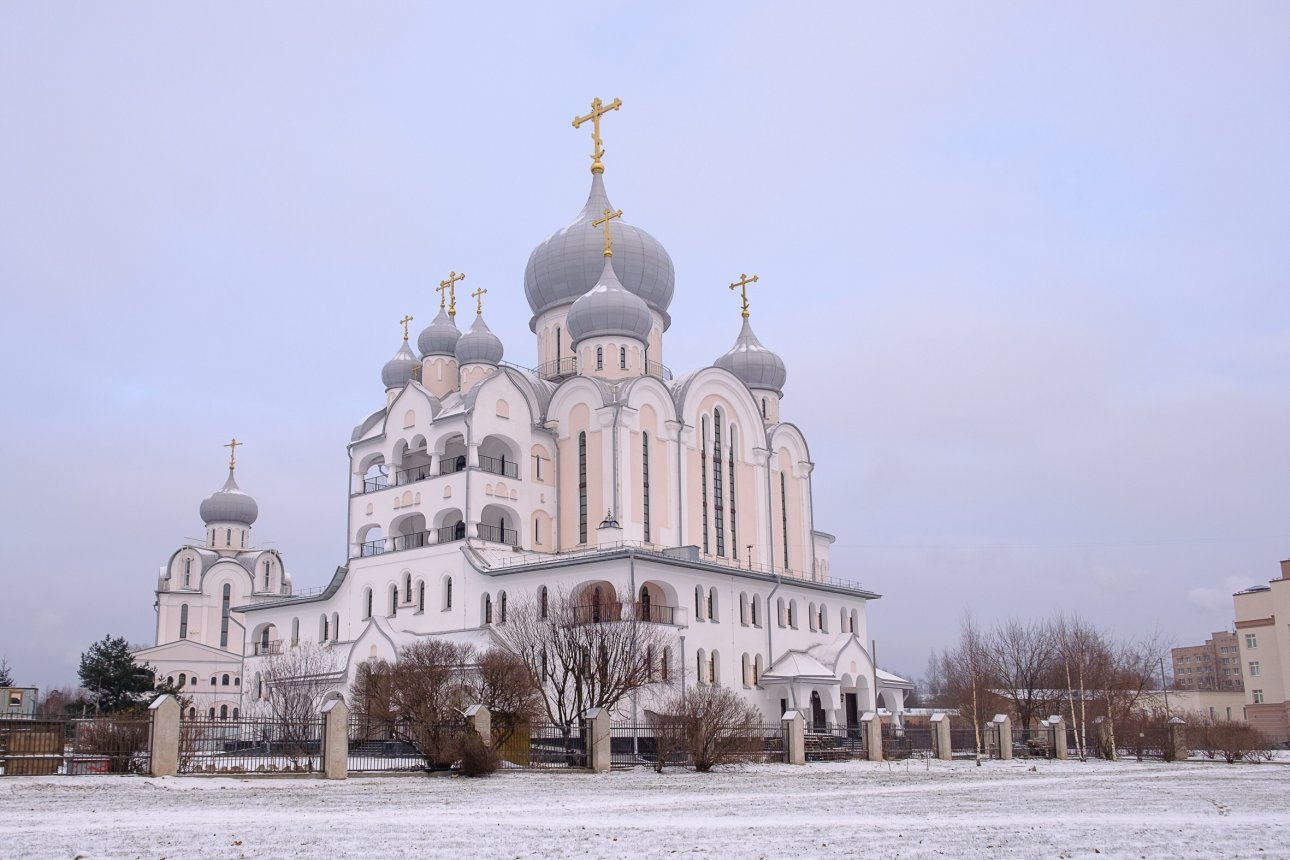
[0,656,13,687]
[77,635,155,713]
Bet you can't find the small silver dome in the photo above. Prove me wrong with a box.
[455,314,504,365]
[199,470,259,526]
[381,341,419,390]
[566,258,653,345]
[714,318,787,395]
[524,172,675,327]
[416,307,461,358]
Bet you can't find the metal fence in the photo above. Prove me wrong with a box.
[0,715,151,776]
[497,722,588,769]
[884,727,935,759]
[179,716,321,774]
[347,716,459,773]
[805,724,866,761]
[949,728,981,758]
[609,722,785,769]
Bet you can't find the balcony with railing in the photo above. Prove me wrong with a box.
[250,639,282,657]
[359,524,466,559]
[476,523,519,546]
[634,601,678,625]
[478,454,519,479]
[536,356,578,381]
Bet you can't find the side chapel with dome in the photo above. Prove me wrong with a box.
[138,99,912,727]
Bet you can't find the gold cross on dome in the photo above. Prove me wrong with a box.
[572,97,622,174]
[399,314,414,341]
[728,273,759,319]
[592,208,623,257]
[471,286,488,316]
[438,271,465,317]
[224,438,242,470]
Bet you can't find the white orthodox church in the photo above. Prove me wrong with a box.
[137,102,911,729]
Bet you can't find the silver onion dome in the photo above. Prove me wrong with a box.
[565,258,653,345]
[199,470,259,526]
[416,307,461,358]
[524,172,674,328]
[381,340,419,390]
[455,314,504,365]
[714,318,788,395]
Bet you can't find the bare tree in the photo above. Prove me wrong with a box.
[493,586,675,730]
[649,684,766,772]
[469,648,543,751]
[249,643,341,768]
[928,615,1002,762]
[983,618,1060,736]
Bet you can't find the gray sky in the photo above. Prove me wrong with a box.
[2,3,1288,689]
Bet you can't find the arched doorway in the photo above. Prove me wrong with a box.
[810,691,826,732]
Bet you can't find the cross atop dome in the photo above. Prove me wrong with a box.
[438,271,465,317]
[572,97,622,174]
[729,273,759,319]
[592,208,624,257]
[224,437,242,471]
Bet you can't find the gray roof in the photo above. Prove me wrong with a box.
[199,470,259,526]
[381,341,419,390]
[524,172,674,328]
[455,314,504,365]
[714,318,787,395]
[565,258,653,345]
[416,307,461,357]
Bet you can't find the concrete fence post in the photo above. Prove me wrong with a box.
[930,712,952,761]
[1167,717,1188,763]
[781,710,805,765]
[583,707,611,773]
[321,697,349,780]
[988,714,1012,760]
[463,704,491,747]
[148,694,180,777]
[1048,715,1068,760]
[861,711,883,762]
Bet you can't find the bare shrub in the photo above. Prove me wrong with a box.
[75,716,149,773]
[472,648,542,752]
[457,732,501,777]
[650,685,765,773]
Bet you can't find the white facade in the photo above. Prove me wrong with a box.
[142,141,907,728]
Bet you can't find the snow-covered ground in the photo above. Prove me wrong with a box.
[2,758,1287,858]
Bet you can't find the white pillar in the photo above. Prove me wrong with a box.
[584,707,611,773]
[861,711,883,762]
[321,698,349,780]
[147,694,180,777]
[989,713,1012,761]
[930,712,952,761]
[1049,715,1068,760]
[781,710,805,765]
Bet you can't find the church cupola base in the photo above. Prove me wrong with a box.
[205,523,250,554]
[421,356,460,398]
[754,389,782,424]
[577,337,646,381]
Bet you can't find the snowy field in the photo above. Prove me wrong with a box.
[2,758,1287,859]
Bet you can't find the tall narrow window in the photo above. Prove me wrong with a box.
[761,397,767,419]
[555,327,562,362]
[263,561,271,591]
[225,528,231,547]
[712,411,725,556]
[596,346,603,369]
[390,586,398,616]
[445,576,453,610]
[404,573,412,603]
[578,432,588,543]
[540,585,549,619]
[418,581,425,612]
[291,617,299,646]
[499,592,507,623]
[364,588,373,619]
[220,584,231,648]
[641,432,651,543]
[619,346,627,369]
[700,417,710,554]
[780,472,790,569]
[483,594,493,625]
[179,603,189,639]
[183,558,192,588]
[728,425,737,559]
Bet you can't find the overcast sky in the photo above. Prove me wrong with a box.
[2,3,1288,689]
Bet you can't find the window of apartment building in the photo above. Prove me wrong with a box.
[1248,661,1261,677]
[1253,689,1265,704]
[1245,633,1257,649]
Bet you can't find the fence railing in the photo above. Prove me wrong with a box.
[0,715,151,776]
[607,722,785,769]
[804,723,867,761]
[496,722,589,769]
[477,455,519,479]
[476,523,519,546]
[179,716,321,774]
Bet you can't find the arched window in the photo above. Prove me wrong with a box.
[788,599,798,629]
[660,647,670,681]
[483,593,493,625]
[841,607,849,633]
[754,655,762,686]
[232,708,239,720]
[208,707,215,720]
[539,585,549,619]
[707,588,718,623]
[321,614,329,642]
[777,598,786,628]
[780,472,790,569]
[188,707,195,720]
[712,410,725,557]
[578,432,588,543]
[234,676,240,686]
[695,585,705,620]
[595,346,604,369]
[739,593,749,626]
[404,573,412,603]
[741,653,751,687]
[638,585,651,620]
[225,528,231,547]
[418,580,425,612]
[256,673,263,700]
[178,673,186,688]
[696,649,707,684]
[219,704,228,719]
[619,346,627,369]
[363,588,373,619]
[761,397,767,419]
[166,675,174,686]
[499,591,508,624]
[709,650,720,686]
[444,576,453,610]
[851,609,859,634]
[263,560,271,591]
[291,617,299,646]
[183,557,192,588]
[332,612,339,641]
[819,604,828,633]
[210,676,217,686]
[641,432,651,543]
[221,674,230,686]
[179,603,189,639]
[555,326,562,359]
[809,602,818,632]
[700,417,710,554]
[220,584,231,648]
[389,585,398,616]
[752,594,760,627]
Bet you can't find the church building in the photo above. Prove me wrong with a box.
[140,100,911,728]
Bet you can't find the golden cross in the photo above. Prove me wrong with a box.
[224,438,242,470]
[728,273,759,319]
[471,286,488,316]
[399,314,414,341]
[572,97,622,174]
[592,208,623,257]
[438,271,465,317]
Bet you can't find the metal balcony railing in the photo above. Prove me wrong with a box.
[437,523,466,544]
[571,601,624,625]
[646,360,673,381]
[536,357,578,380]
[476,523,519,545]
[439,455,467,476]
[359,539,386,557]
[478,455,519,479]
[634,602,677,625]
[251,640,282,656]
[391,531,430,552]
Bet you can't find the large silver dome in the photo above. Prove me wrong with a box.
[524,173,674,328]
[381,341,419,390]
[417,307,461,358]
[714,318,787,395]
[199,470,259,526]
[566,259,653,345]
[455,314,504,365]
